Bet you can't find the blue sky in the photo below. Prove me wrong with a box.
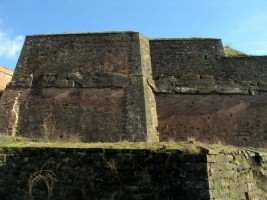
[0,0,267,70]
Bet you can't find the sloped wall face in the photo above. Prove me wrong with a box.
[151,38,267,147]
[0,33,158,142]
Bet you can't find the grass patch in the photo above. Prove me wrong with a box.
[0,135,31,143]
[0,141,185,150]
[0,135,201,153]
[224,46,247,57]
[0,135,266,154]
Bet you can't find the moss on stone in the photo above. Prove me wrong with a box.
[0,135,266,155]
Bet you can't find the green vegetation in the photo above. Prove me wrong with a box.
[29,166,57,200]
[0,140,189,151]
[0,135,266,155]
[0,135,199,153]
[224,45,247,57]
[0,135,31,143]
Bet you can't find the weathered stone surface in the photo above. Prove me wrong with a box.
[150,38,224,79]
[0,147,210,200]
[208,150,267,200]
[149,38,267,147]
[0,32,159,142]
[154,76,267,95]
[0,147,266,199]
[157,94,267,147]
[1,31,267,146]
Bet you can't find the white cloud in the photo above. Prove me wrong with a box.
[225,12,267,56]
[0,30,24,59]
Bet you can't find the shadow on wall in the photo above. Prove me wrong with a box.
[157,94,267,147]
[0,148,209,200]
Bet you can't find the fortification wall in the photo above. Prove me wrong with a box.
[0,146,266,199]
[1,31,267,146]
[12,32,143,80]
[150,38,224,78]
[151,38,267,147]
[218,56,267,81]
[157,94,267,147]
[0,32,158,142]
[207,149,267,199]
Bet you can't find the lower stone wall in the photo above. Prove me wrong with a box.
[207,149,267,200]
[0,147,209,200]
[0,146,266,200]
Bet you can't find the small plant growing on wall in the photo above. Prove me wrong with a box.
[106,159,118,176]
[42,112,83,143]
[28,163,57,200]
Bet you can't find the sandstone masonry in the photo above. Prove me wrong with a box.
[0,66,13,96]
[1,32,267,147]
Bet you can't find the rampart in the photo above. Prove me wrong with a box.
[150,38,224,78]
[0,145,266,199]
[1,32,267,147]
[0,32,158,142]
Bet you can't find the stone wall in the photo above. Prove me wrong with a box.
[149,38,224,79]
[157,94,267,147]
[218,56,267,81]
[151,38,267,147]
[0,32,158,142]
[207,148,267,199]
[0,147,209,200]
[0,146,266,199]
[1,31,267,146]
